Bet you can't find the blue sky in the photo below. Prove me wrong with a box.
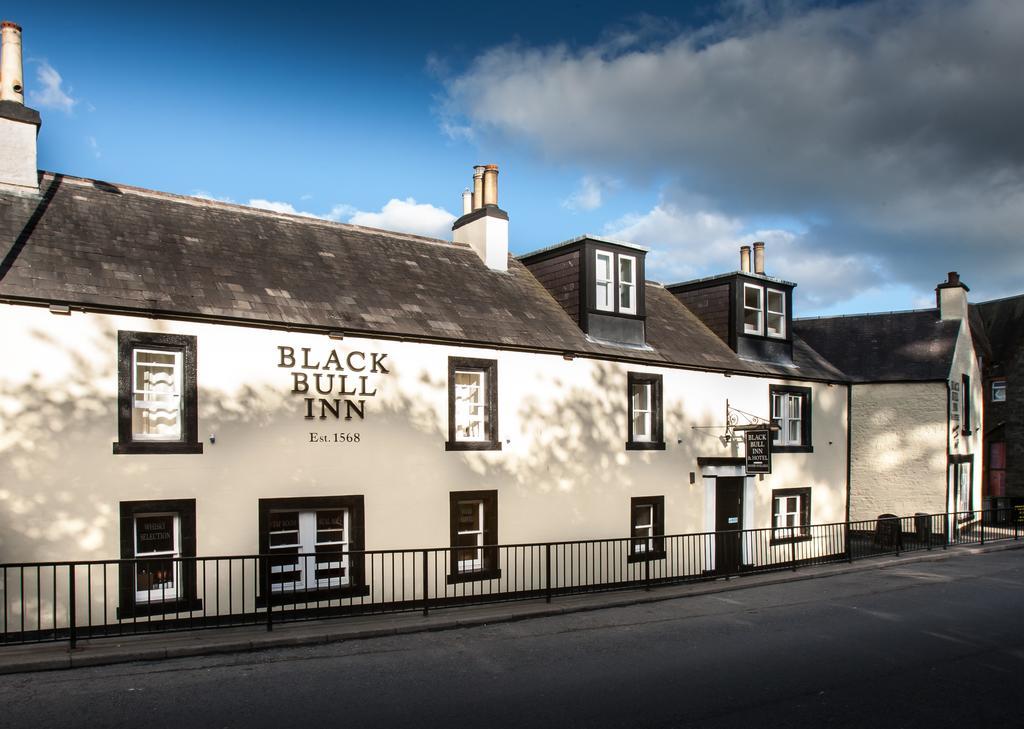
[10,0,1023,316]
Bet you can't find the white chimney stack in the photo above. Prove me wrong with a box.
[936,271,969,321]
[453,163,509,272]
[461,188,472,215]
[0,20,40,193]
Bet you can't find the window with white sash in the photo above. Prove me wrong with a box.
[627,373,664,450]
[618,255,637,314]
[595,251,614,312]
[769,385,812,452]
[766,289,786,338]
[771,488,811,543]
[447,358,500,451]
[449,490,499,582]
[133,512,181,603]
[132,349,183,440]
[629,496,665,560]
[743,284,764,335]
[118,498,198,617]
[267,508,350,592]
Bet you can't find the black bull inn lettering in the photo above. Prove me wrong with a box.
[277,346,391,420]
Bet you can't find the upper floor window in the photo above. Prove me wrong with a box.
[446,357,501,451]
[962,374,972,435]
[595,249,639,315]
[114,331,202,455]
[992,379,1007,402]
[743,284,763,335]
[769,385,812,453]
[627,372,665,450]
[743,283,786,339]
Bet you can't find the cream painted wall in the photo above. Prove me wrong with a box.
[849,382,947,522]
[946,318,984,513]
[0,304,849,563]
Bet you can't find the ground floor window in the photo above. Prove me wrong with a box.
[629,496,665,561]
[258,496,368,603]
[771,488,811,544]
[118,499,199,618]
[448,490,499,583]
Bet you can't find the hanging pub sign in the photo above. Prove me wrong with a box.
[744,428,772,475]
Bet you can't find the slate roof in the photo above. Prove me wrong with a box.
[0,172,842,381]
[794,309,961,383]
[973,294,1024,368]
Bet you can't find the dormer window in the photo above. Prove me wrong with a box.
[743,283,787,339]
[766,289,786,337]
[743,284,763,335]
[594,249,638,316]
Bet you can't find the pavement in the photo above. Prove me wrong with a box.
[2,539,1021,675]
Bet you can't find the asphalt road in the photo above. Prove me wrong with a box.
[3,550,1023,728]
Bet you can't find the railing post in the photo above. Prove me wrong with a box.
[263,556,273,632]
[790,529,798,571]
[68,564,77,650]
[644,557,651,591]
[847,521,854,563]
[545,544,552,604]
[422,550,429,617]
[980,511,985,545]
[1015,509,1019,541]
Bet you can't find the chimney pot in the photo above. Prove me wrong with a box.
[752,241,765,275]
[482,164,499,207]
[472,165,485,211]
[1,20,25,103]
[947,271,960,286]
[740,245,751,273]
[461,188,472,216]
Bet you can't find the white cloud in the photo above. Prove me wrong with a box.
[86,136,100,159]
[28,61,76,113]
[563,175,618,212]
[439,0,1024,302]
[348,198,456,239]
[190,192,455,240]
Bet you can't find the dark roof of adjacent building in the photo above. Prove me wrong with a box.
[794,309,961,383]
[973,293,1024,367]
[0,172,843,381]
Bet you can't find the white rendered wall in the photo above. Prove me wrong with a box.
[849,382,947,521]
[0,304,849,563]
[0,117,36,192]
[946,318,984,513]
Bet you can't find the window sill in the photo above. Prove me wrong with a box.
[445,441,502,452]
[772,445,813,454]
[769,534,812,546]
[446,568,502,585]
[627,550,666,564]
[113,441,204,455]
[257,583,371,607]
[117,597,203,619]
[625,441,666,451]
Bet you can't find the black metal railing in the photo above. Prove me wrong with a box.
[1,508,1017,647]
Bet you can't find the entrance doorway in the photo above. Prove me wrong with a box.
[715,476,744,574]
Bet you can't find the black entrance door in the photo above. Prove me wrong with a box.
[715,477,744,574]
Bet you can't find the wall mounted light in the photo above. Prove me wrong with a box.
[328,330,345,341]
[562,352,575,361]
[48,304,71,315]
[209,434,216,444]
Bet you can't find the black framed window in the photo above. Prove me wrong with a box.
[770,488,811,544]
[627,372,665,450]
[962,374,971,435]
[629,495,665,562]
[769,384,812,453]
[594,249,639,315]
[114,331,202,455]
[446,357,500,451]
[118,499,200,618]
[258,496,369,605]
[991,378,1006,402]
[448,490,500,583]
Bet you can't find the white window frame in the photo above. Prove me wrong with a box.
[455,500,485,573]
[268,508,350,593]
[618,254,637,315]
[595,251,615,312]
[743,283,764,335]
[631,381,653,443]
[765,288,786,338]
[950,381,961,422]
[772,392,804,446]
[772,494,805,540]
[454,369,487,442]
[133,512,181,603]
[131,348,183,441]
[632,504,654,554]
[992,379,1006,402]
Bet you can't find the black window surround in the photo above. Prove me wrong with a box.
[626,372,665,450]
[770,488,812,545]
[113,331,203,455]
[591,247,643,318]
[738,280,793,344]
[448,489,501,584]
[445,357,501,451]
[257,495,369,605]
[118,498,201,618]
[628,495,666,563]
[961,374,971,435]
[769,384,813,453]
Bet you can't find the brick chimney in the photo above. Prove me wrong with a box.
[0,21,40,193]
